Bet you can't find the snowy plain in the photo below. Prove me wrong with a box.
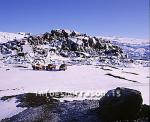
[0,64,149,120]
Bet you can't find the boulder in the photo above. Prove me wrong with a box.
[98,87,143,121]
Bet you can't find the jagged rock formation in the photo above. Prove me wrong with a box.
[0,29,149,66]
[0,29,125,65]
[26,29,124,58]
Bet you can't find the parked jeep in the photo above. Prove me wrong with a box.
[59,64,67,71]
[46,64,56,71]
[32,63,45,70]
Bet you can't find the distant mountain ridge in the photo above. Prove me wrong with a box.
[97,36,149,45]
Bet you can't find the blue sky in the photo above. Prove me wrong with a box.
[0,0,149,39]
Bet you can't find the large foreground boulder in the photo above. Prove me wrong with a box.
[98,87,143,121]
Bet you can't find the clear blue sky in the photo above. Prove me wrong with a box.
[0,0,149,39]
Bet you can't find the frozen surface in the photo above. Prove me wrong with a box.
[0,65,149,103]
[0,98,26,121]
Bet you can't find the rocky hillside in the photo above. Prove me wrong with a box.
[0,29,149,66]
[25,29,124,59]
[0,29,124,62]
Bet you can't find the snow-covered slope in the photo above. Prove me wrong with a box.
[0,32,28,43]
[97,36,150,60]
[98,36,149,45]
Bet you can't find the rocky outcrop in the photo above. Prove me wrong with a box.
[0,29,126,66]
[25,29,124,58]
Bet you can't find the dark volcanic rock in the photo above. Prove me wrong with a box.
[98,87,143,121]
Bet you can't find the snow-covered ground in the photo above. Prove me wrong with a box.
[0,64,149,101]
[0,98,26,120]
[98,36,149,45]
[0,64,149,120]
[98,36,150,60]
[0,32,27,43]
